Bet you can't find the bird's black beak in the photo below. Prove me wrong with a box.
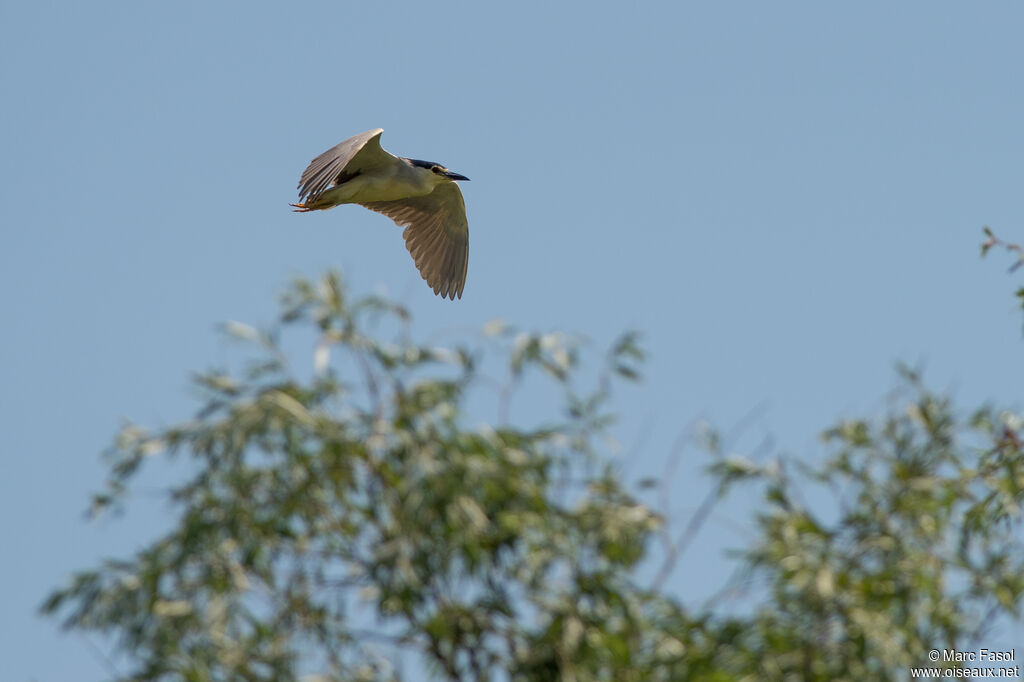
[444,170,470,182]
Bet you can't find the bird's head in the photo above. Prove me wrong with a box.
[405,158,470,183]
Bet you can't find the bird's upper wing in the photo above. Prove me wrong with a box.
[361,183,469,300]
[296,129,392,203]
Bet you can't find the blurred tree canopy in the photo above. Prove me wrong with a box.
[44,235,1024,681]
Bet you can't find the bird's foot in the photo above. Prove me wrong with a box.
[290,202,312,212]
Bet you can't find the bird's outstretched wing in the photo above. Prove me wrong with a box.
[361,183,469,300]
[296,129,392,204]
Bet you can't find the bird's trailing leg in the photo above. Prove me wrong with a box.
[290,202,314,212]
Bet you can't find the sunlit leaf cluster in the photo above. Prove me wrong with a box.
[44,268,1024,681]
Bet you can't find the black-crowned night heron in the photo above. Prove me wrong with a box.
[291,129,471,300]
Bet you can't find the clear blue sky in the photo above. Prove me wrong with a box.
[3,2,1023,679]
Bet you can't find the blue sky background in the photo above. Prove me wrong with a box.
[3,2,1023,679]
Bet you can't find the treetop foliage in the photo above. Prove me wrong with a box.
[44,254,1024,681]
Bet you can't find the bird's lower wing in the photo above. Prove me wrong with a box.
[361,183,469,300]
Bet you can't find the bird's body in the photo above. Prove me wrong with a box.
[292,129,471,300]
[301,156,437,206]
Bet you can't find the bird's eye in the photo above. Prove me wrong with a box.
[432,166,444,174]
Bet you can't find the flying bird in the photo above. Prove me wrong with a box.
[292,129,470,300]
